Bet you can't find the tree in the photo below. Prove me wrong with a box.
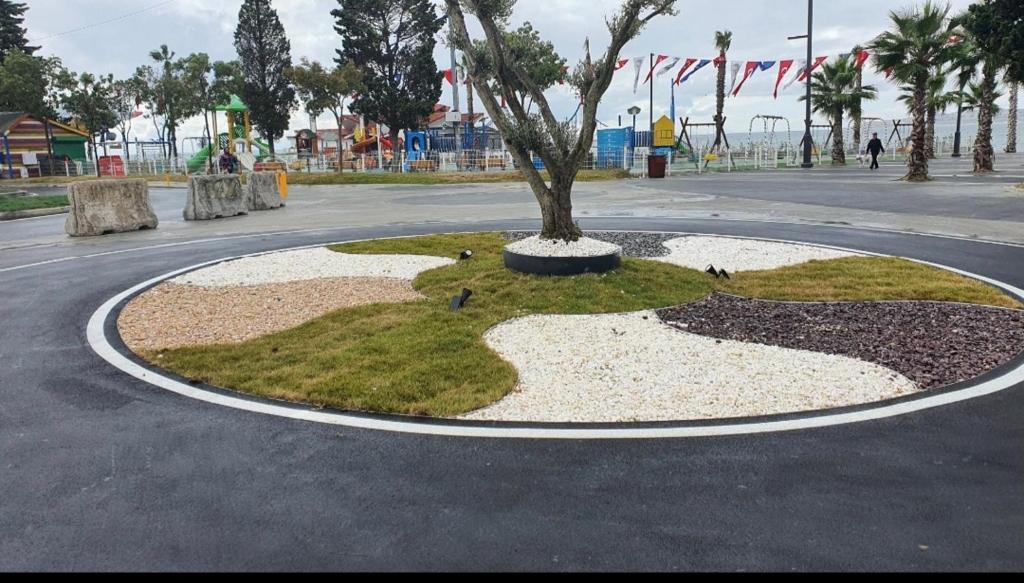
[963,0,1005,173]
[61,73,117,177]
[0,49,64,117]
[802,59,877,165]
[0,0,36,63]
[447,0,677,242]
[109,77,145,162]
[712,30,732,152]
[850,46,865,155]
[334,0,444,171]
[179,54,243,170]
[288,58,364,172]
[139,44,190,159]
[897,69,956,159]
[235,0,295,158]
[870,1,958,181]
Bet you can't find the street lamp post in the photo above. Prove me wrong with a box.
[952,82,965,158]
[789,0,815,169]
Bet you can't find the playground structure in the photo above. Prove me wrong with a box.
[677,117,732,170]
[185,95,272,173]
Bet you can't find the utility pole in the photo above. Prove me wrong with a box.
[450,44,462,170]
[789,0,815,168]
[952,79,965,158]
[649,52,655,145]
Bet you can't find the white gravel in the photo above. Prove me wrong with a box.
[461,311,918,423]
[505,236,622,258]
[655,236,859,272]
[171,247,455,287]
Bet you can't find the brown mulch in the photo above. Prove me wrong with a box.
[657,294,1024,390]
[119,278,424,351]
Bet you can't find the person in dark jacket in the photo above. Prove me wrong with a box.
[866,132,885,170]
[218,148,239,174]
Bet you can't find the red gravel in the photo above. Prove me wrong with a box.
[657,294,1024,390]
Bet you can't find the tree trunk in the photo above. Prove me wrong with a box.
[335,112,345,174]
[203,110,213,172]
[906,78,930,182]
[974,63,996,174]
[925,105,936,160]
[853,65,863,156]
[713,53,726,152]
[1007,81,1018,154]
[466,78,479,150]
[831,111,846,165]
[268,137,276,158]
[538,174,582,241]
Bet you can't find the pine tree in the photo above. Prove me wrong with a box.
[234,0,295,157]
[0,0,36,63]
[333,0,444,170]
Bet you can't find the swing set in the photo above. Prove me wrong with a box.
[676,117,731,170]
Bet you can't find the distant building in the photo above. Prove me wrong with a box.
[1,113,90,178]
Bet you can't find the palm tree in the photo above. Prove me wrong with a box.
[870,1,958,181]
[960,81,1003,115]
[712,30,732,152]
[851,46,865,155]
[1006,76,1018,154]
[962,1,1007,173]
[898,69,957,159]
[802,59,878,165]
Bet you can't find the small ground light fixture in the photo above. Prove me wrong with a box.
[450,288,474,311]
[460,250,474,260]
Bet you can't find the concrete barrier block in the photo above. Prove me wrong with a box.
[184,175,248,221]
[64,179,158,237]
[246,172,284,211]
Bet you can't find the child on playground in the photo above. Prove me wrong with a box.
[219,148,240,174]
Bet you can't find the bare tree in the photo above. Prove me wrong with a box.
[445,0,676,242]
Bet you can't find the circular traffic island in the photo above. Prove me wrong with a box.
[503,235,622,276]
[109,231,1024,427]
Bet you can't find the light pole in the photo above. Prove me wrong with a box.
[789,0,814,168]
[952,79,965,158]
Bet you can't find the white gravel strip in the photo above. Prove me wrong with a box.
[171,247,455,287]
[462,311,918,423]
[655,236,859,272]
[505,236,622,258]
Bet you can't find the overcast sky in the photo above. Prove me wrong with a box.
[24,0,1001,147]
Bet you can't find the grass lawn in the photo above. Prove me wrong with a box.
[0,194,69,213]
[147,233,1021,417]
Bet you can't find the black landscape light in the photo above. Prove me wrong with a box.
[459,249,474,260]
[450,288,474,311]
[705,264,720,278]
[719,269,731,280]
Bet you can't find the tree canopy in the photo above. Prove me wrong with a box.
[333,0,444,150]
[0,0,36,63]
[0,49,66,118]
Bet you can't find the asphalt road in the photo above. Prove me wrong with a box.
[2,213,1023,571]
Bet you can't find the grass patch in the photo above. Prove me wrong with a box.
[150,233,713,416]
[147,234,1021,417]
[0,194,68,213]
[719,256,1021,309]
[286,168,630,186]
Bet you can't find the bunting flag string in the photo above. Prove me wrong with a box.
[673,58,698,85]
[731,61,761,97]
[614,58,630,71]
[773,59,794,98]
[656,57,681,78]
[797,56,829,82]
[644,54,670,84]
[783,59,808,91]
[854,50,871,69]
[727,62,741,95]
[632,56,646,94]
[677,59,710,86]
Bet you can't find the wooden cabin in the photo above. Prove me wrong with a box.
[1,112,90,178]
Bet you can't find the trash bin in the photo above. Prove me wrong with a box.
[647,154,667,179]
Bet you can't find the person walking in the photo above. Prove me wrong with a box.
[866,132,885,171]
[218,148,240,175]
